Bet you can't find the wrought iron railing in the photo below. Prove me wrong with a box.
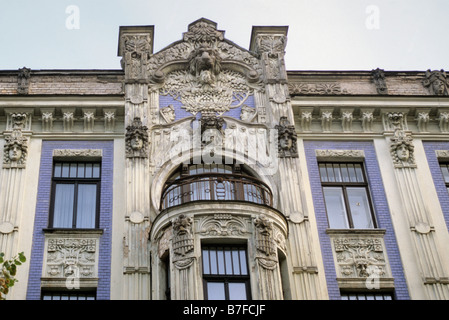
[161,173,273,210]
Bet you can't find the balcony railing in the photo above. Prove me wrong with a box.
[160,173,273,210]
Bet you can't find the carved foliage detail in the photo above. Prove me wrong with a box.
[254,214,278,270]
[333,237,387,279]
[46,238,97,278]
[197,214,249,237]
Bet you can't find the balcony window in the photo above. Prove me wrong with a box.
[161,163,272,210]
[202,245,251,300]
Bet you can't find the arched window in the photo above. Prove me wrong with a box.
[160,162,272,210]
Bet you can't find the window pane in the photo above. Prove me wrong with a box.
[207,282,226,300]
[441,165,449,183]
[209,249,217,274]
[354,164,365,182]
[347,164,357,182]
[85,164,93,178]
[239,250,248,275]
[347,187,374,228]
[326,164,335,182]
[202,249,210,274]
[319,164,328,182]
[69,163,77,178]
[53,184,75,228]
[62,163,70,177]
[341,164,350,182]
[217,248,225,275]
[323,187,349,228]
[54,163,62,178]
[228,283,247,300]
[77,163,85,178]
[225,249,233,275]
[76,184,97,228]
[92,163,100,178]
[232,249,241,275]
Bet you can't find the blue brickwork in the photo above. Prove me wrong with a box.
[423,141,449,231]
[303,140,410,300]
[26,140,113,300]
[159,93,255,121]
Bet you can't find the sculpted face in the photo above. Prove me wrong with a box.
[8,144,22,161]
[280,133,292,150]
[130,134,143,151]
[433,79,446,95]
[396,144,410,161]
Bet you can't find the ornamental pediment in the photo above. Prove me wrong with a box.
[147,18,262,82]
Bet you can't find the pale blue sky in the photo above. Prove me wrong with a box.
[0,0,448,71]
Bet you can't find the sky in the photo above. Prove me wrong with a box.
[0,0,448,71]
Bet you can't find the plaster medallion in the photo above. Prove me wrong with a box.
[129,211,145,224]
[289,212,304,224]
[0,221,14,234]
[414,221,431,234]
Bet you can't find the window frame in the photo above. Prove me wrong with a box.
[319,162,377,229]
[201,244,251,300]
[440,162,449,194]
[41,290,96,300]
[49,161,101,229]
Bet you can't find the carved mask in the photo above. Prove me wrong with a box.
[396,144,410,161]
[130,134,143,151]
[8,143,22,161]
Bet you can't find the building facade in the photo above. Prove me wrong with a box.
[1,18,449,300]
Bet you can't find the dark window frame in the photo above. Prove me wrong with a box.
[319,162,377,229]
[49,161,101,229]
[41,289,97,300]
[440,162,449,194]
[201,244,251,300]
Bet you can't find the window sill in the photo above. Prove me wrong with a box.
[43,228,104,235]
[325,228,386,236]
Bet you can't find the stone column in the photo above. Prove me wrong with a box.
[118,26,154,299]
[250,27,326,299]
[384,111,449,299]
[0,111,31,265]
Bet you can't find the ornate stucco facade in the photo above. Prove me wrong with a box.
[1,18,449,300]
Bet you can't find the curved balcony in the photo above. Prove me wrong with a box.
[160,173,273,210]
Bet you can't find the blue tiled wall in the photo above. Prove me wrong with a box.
[423,141,449,231]
[303,140,410,300]
[26,141,113,300]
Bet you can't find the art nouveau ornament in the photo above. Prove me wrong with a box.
[423,69,449,96]
[125,117,149,158]
[3,113,28,168]
[275,116,298,158]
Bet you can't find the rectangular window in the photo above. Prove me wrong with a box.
[202,245,250,300]
[41,290,96,300]
[341,292,393,300]
[319,162,376,229]
[50,162,101,229]
[440,163,449,194]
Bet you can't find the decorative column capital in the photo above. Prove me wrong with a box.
[118,26,154,82]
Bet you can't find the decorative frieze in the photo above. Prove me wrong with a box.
[328,230,393,289]
[360,109,374,133]
[44,236,98,282]
[415,109,430,133]
[315,149,365,161]
[82,108,96,133]
[340,109,354,133]
[52,149,102,158]
[62,108,75,133]
[197,214,249,237]
[288,82,350,96]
